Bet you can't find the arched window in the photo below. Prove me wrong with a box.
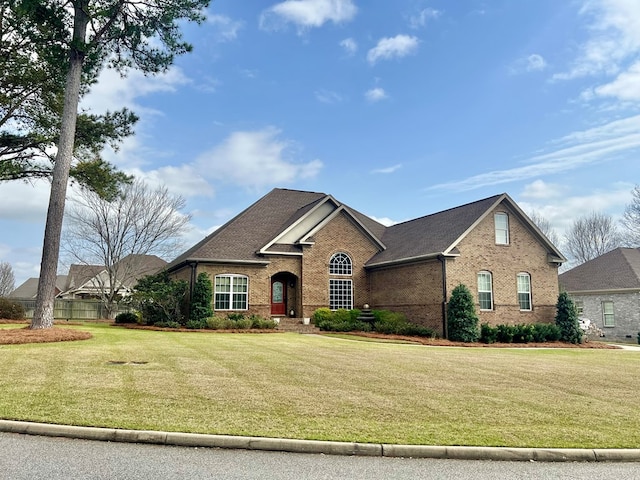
[329,252,353,310]
[329,252,352,275]
[517,272,531,311]
[477,271,493,311]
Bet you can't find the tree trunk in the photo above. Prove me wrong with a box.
[31,4,89,329]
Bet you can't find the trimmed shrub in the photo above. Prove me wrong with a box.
[185,318,208,329]
[206,316,233,330]
[533,323,561,342]
[555,292,583,344]
[447,284,480,342]
[480,323,498,344]
[130,271,188,326]
[114,312,138,324]
[189,273,213,324]
[250,316,277,329]
[0,298,25,320]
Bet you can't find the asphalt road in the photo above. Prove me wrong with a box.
[1,432,638,479]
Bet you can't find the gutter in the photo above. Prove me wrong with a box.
[438,255,448,339]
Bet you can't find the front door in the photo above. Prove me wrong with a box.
[271,279,286,315]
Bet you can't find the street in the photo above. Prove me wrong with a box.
[0,432,637,479]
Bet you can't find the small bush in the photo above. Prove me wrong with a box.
[206,316,234,330]
[234,317,252,329]
[115,312,138,324]
[0,298,25,320]
[185,318,208,329]
[637,332,640,345]
[250,316,277,329]
[154,320,181,329]
[496,324,514,343]
[533,323,561,342]
[480,324,498,344]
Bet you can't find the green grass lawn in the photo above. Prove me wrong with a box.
[1,323,639,448]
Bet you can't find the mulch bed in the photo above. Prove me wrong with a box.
[0,319,618,348]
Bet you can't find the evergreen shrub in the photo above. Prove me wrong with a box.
[447,284,480,342]
[555,292,583,344]
[0,298,25,320]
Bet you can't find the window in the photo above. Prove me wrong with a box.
[602,301,615,327]
[494,212,509,245]
[517,273,531,311]
[574,300,584,316]
[329,252,352,275]
[214,275,248,310]
[329,279,353,310]
[477,271,493,310]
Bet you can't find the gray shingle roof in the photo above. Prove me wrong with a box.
[366,195,503,266]
[168,189,537,271]
[559,248,640,292]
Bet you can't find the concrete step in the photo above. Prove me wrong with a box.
[274,317,320,334]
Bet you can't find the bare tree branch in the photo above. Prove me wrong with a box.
[564,211,621,265]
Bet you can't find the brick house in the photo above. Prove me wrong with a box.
[559,247,640,342]
[166,188,565,336]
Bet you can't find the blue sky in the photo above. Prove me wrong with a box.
[2,0,640,286]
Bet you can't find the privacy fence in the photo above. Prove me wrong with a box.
[11,299,130,320]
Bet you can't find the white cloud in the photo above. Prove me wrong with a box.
[260,0,357,32]
[520,180,566,200]
[367,35,419,65]
[367,215,400,227]
[365,87,388,102]
[195,127,323,189]
[428,114,640,192]
[340,37,358,55]
[208,14,244,41]
[509,54,547,75]
[0,180,50,222]
[554,0,640,81]
[409,8,441,29]
[82,67,190,115]
[589,60,640,101]
[315,89,343,104]
[126,166,215,199]
[371,164,402,174]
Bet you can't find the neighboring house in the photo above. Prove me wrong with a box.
[10,275,67,298]
[167,188,565,336]
[559,248,640,342]
[59,254,167,299]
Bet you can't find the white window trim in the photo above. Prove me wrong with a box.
[602,301,615,327]
[214,274,249,311]
[329,278,353,311]
[477,271,494,311]
[517,272,532,311]
[329,252,353,276]
[494,212,509,245]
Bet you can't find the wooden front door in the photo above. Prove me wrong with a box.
[271,279,286,315]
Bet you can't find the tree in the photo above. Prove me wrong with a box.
[23,0,210,329]
[130,271,188,326]
[0,3,135,199]
[188,272,213,328]
[555,291,582,344]
[528,210,560,247]
[63,180,191,318]
[0,261,15,297]
[563,212,620,266]
[447,284,480,342]
[620,184,640,247]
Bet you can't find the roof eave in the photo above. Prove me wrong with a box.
[366,252,459,270]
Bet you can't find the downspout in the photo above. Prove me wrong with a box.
[438,255,448,339]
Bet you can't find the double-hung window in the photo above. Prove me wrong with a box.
[477,271,493,310]
[494,212,509,245]
[214,274,248,310]
[517,273,531,311]
[602,301,615,327]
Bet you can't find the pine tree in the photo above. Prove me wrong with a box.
[555,292,583,344]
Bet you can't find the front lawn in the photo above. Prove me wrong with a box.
[0,323,638,448]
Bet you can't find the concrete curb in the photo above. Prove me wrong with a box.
[1,420,639,462]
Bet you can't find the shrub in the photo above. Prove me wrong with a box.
[130,271,188,326]
[0,298,25,320]
[532,323,561,342]
[555,292,583,344]
[189,273,213,324]
[114,312,138,324]
[250,316,277,329]
[206,316,234,330]
[480,323,498,344]
[496,324,514,343]
[185,318,208,329]
[154,320,181,329]
[312,308,370,332]
[234,317,252,329]
[447,284,480,342]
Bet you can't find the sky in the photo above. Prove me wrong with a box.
[2,0,640,287]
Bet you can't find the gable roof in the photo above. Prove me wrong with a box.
[559,248,640,292]
[167,188,386,269]
[10,275,67,298]
[167,189,565,271]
